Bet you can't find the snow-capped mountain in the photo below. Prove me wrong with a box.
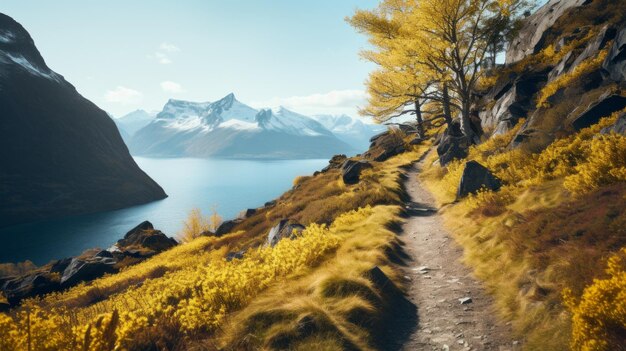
[129,94,355,159]
[115,109,156,136]
[0,13,166,227]
[312,114,385,151]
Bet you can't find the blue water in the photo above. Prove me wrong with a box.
[0,157,328,265]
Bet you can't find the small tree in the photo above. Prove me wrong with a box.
[178,208,215,243]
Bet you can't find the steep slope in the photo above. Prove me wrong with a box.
[129,94,355,159]
[0,13,167,228]
[313,114,385,151]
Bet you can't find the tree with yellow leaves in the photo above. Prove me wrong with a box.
[350,0,534,142]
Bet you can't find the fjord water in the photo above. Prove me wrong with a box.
[0,157,327,265]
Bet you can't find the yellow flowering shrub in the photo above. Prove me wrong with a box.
[564,248,626,351]
[0,216,347,349]
[537,48,610,108]
[436,110,625,206]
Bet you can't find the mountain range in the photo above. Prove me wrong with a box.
[0,13,167,227]
[126,94,378,159]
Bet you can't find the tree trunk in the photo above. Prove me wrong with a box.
[442,83,453,128]
[460,98,475,142]
[414,99,424,138]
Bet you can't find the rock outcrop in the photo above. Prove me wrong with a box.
[457,161,502,198]
[341,160,373,185]
[506,0,589,64]
[364,129,406,162]
[266,219,305,247]
[602,26,626,82]
[478,0,626,149]
[600,111,626,135]
[0,13,167,228]
[0,221,177,306]
[436,121,471,166]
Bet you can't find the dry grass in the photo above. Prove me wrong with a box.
[420,114,626,350]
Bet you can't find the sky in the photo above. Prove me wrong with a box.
[0,0,378,117]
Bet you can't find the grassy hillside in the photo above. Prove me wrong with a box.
[420,110,626,350]
[0,133,428,351]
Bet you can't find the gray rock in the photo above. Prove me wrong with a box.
[117,220,177,252]
[569,26,616,74]
[266,219,305,247]
[600,111,626,135]
[459,297,473,305]
[226,250,246,261]
[603,26,626,82]
[457,161,502,198]
[237,208,257,220]
[1,273,60,305]
[506,0,589,64]
[341,159,373,185]
[437,121,471,166]
[215,219,243,237]
[569,91,626,131]
[264,200,277,208]
[321,154,348,172]
[364,129,406,162]
[60,256,116,287]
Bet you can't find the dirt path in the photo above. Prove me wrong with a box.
[398,161,521,351]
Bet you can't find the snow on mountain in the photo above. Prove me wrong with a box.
[312,114,385,151]
[114,109,156,137]
[129,94,355,159]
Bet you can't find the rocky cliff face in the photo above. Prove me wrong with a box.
[478,0,626,150]
[0,13,167,227]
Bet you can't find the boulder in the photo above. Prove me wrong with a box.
[570,91,626,130]
[506,0,589,64]
[266,219,305,247]
[600,111,626,135]
[457,161,502,198]
[437,121,471,166]
[321,154,348,172]
[49,258,72,274]
[141,233,178,251]
[226,250,246,261]
[341,160,373,185]
[602,26,626,82]
[364,130,406,162]
[264,200,277,208]
[215,219,243,237]
[479,70,549,135]
[117,221,154,247]
[116,221,177,252]
[1,272,60,305]
[237,208,257,220]
[369,130,389,143]
[60,256,116,287]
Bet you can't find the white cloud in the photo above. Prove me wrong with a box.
[160,81,185,94]
[159,42,180,52]
[154,52,171,64]
[251,90,366,116]
[148,42,180,64]
[104,86,143,105]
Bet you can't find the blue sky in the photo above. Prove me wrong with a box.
[0,0,378,117]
